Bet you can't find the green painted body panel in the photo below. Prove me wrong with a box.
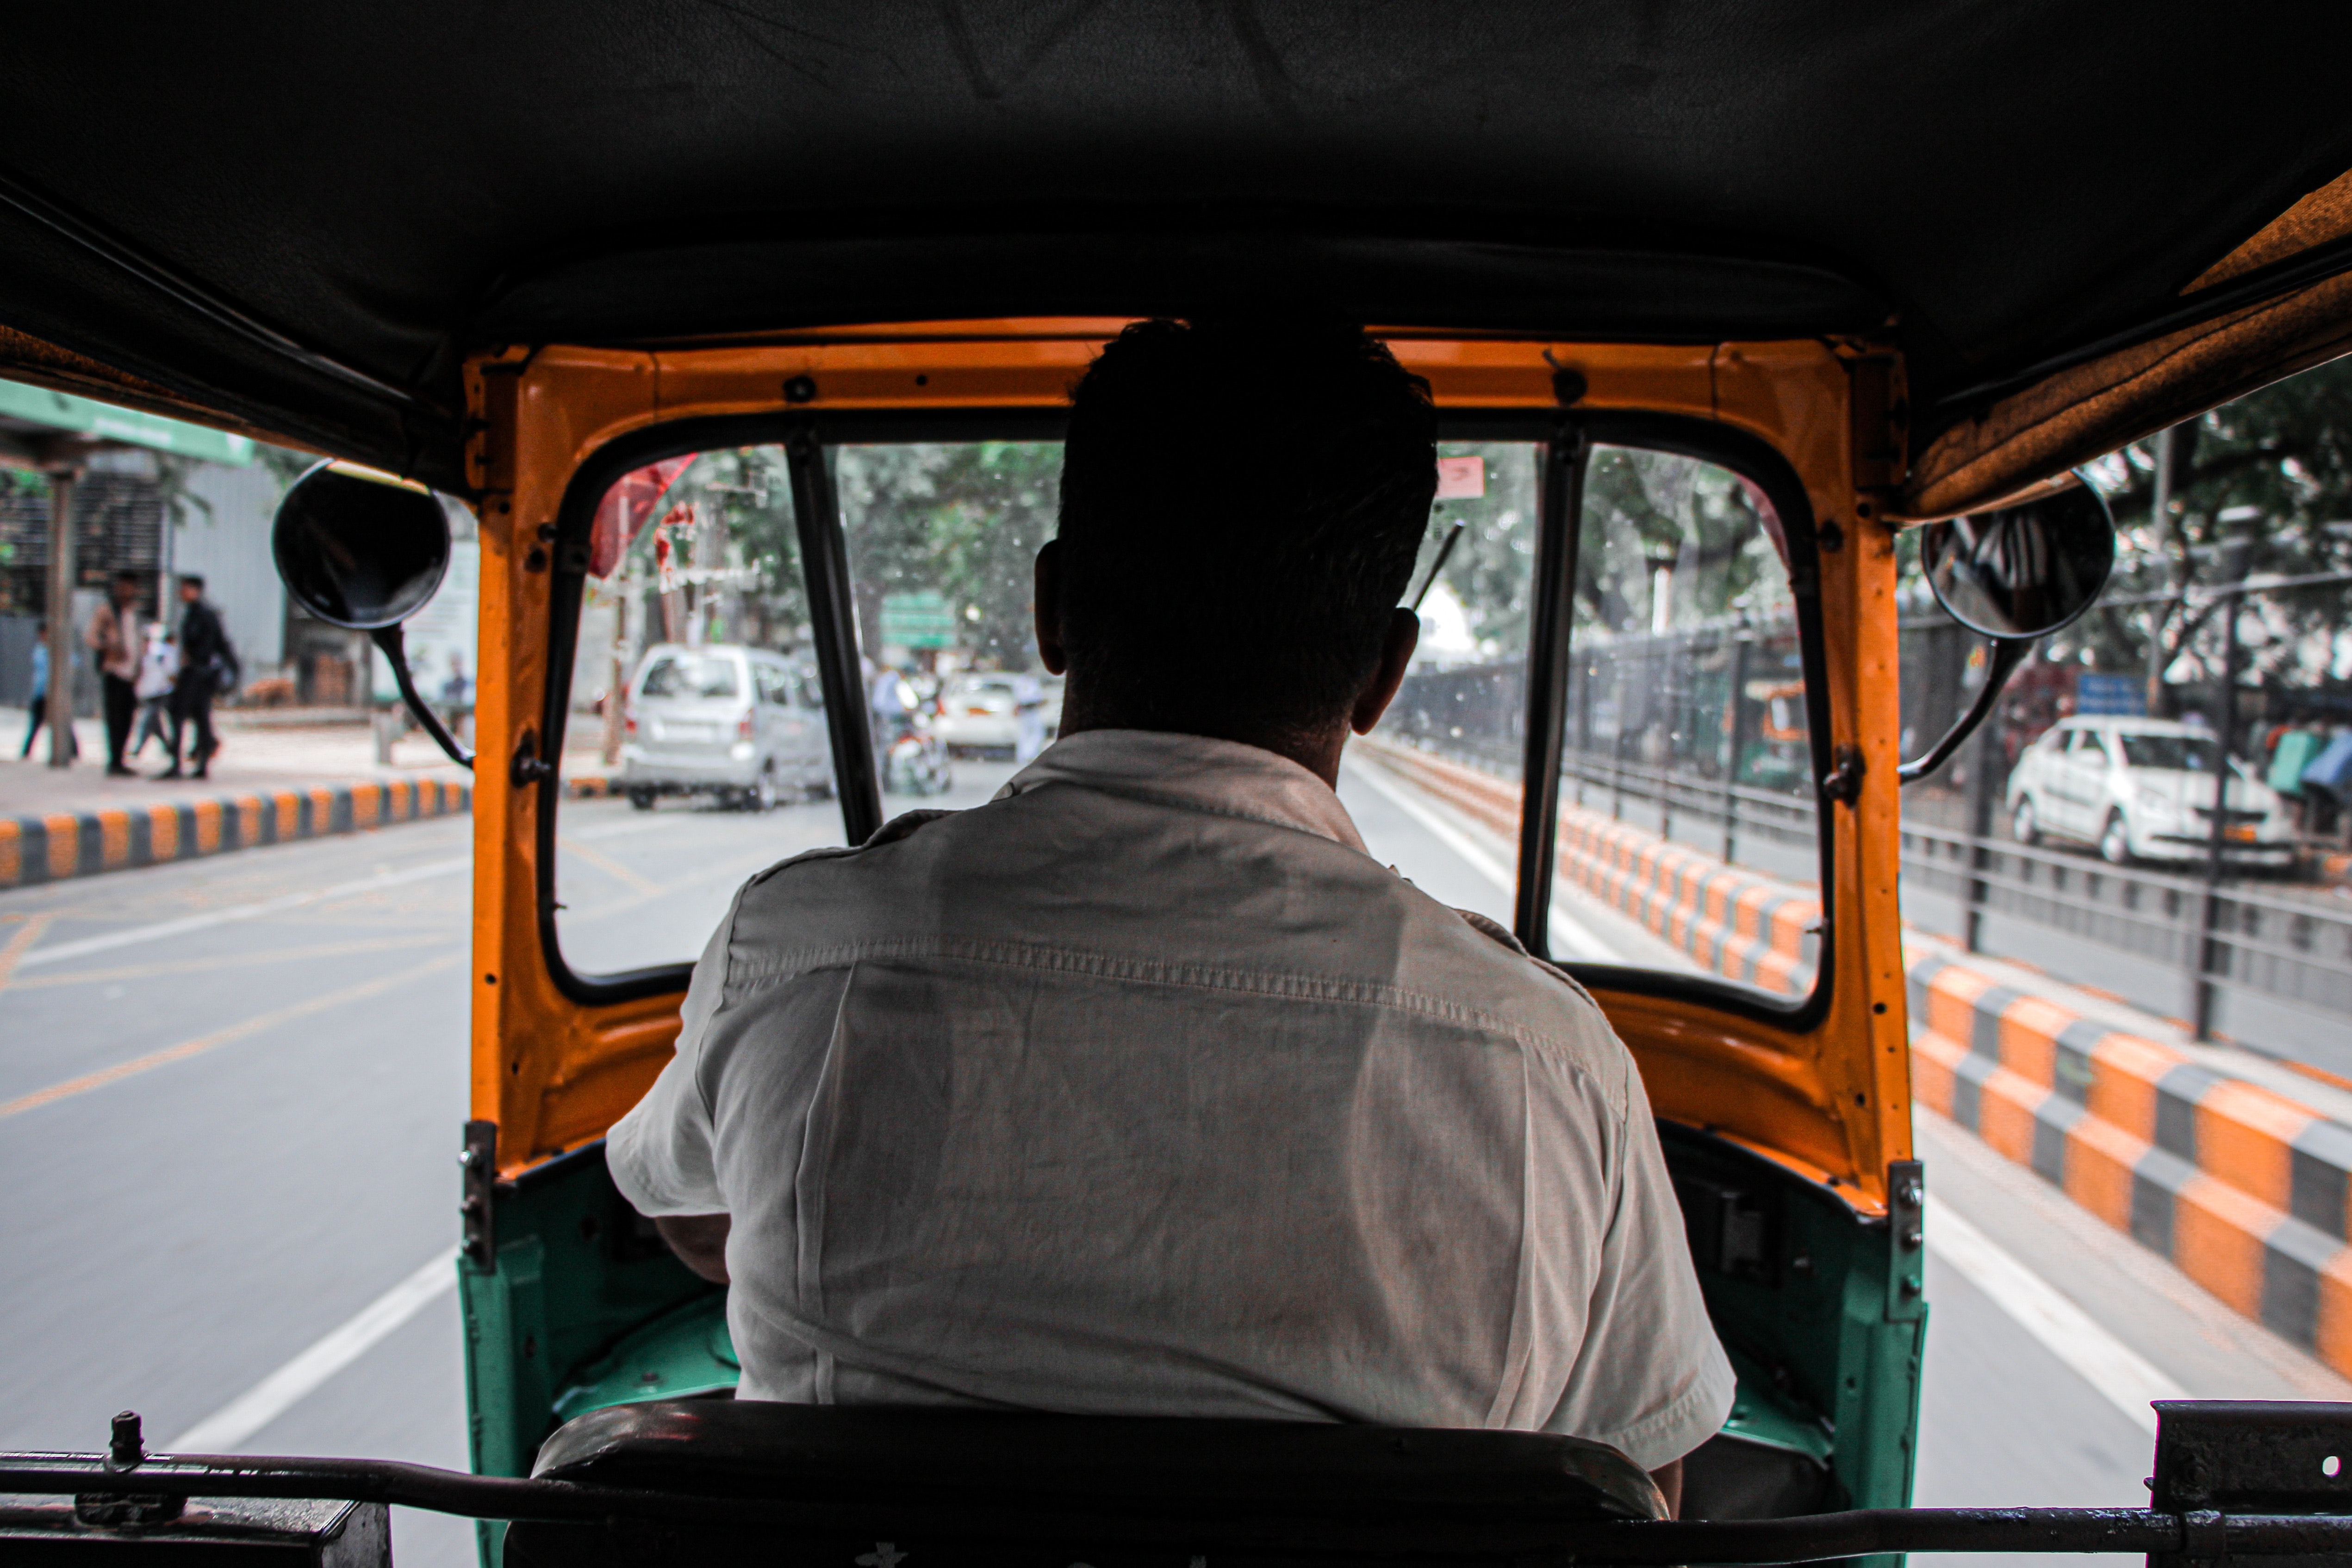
[553,1293,740,1422]
[458,1142,719,1566]
[1659,1123,1926,1568]
[461,1128,1924,1568]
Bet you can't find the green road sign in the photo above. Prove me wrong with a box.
[881,590,956,649]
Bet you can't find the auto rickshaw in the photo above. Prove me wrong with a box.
[8,7,2352,1565]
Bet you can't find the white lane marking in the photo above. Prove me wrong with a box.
[1339,758,1622,962]
[1924,1195,2187,1434]
[19,856,469,970]
[164,1247,461,1455]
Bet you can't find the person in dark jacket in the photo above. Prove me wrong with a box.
[160,575,236,780]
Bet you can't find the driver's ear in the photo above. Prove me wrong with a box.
[1034,540,1069,677]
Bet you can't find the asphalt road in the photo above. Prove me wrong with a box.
[3,752,2345,1568]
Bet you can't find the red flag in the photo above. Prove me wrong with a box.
[590,455,697,579]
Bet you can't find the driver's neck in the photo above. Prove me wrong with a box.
[1054,709,1348,790]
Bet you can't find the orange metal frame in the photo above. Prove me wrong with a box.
[461,322,1912,1214]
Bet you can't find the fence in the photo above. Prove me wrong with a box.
[1385,634,2352,1056]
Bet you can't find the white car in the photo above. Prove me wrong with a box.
[2004,717,2295,868]
[934,672,1047,760]
[619,643,832,809]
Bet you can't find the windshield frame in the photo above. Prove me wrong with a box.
[536,406,1833,1025]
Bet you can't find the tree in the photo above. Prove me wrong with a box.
[2070,359,2352,701]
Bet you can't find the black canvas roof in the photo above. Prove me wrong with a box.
[2,4,2349,495]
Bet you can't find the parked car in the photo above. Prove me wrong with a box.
[2004,717,2295,868]
[620,642,832,810]
[934,672,1048,760]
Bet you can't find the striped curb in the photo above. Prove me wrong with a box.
[1906,951,2352,1374]
[0,778,471,888]
[1354,734,2352,1373]
[1355,738,1820,996]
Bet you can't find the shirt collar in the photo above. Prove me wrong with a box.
[995,728,1369,854]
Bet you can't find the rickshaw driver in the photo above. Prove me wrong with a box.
[606,317,1735,1512]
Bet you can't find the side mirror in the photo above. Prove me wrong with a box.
[272,461,473,768]
[1897,478,2116,784]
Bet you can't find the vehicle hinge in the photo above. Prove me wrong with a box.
[1847,351,1906,512]
[1886,1158,1925,1319]
[467,358,525,496]
[510,728,554,788]
[460,1120,497,1272]
[1821,745,1866,807]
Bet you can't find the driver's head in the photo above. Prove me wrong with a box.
[1050,316,1436,752]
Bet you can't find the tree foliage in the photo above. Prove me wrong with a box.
[2065,358,2352,696]
[630,442,1060,670]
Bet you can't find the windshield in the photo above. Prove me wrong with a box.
[550,446,850,977]
[552,435,1821,1004]
[2118,733,2217,771]
[640,653,740,700]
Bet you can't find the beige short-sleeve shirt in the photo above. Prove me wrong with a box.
[608,729,1734,1470]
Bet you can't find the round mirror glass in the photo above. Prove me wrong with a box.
[1922,477,2116,639]
[271,461,453,630]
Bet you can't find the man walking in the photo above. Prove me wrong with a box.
[160,574,235,781]
[85,569,143,777]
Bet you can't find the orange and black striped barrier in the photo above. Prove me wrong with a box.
[0,778,470,888]
[1908,953,2352,1371]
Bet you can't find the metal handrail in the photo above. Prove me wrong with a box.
[6,1452,2352,1563]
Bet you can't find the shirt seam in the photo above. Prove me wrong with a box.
[1002,775,1363,855]
[723,933,1579,1053]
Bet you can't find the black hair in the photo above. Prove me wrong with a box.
[1054,317,1436,743]
[179,573,205,591]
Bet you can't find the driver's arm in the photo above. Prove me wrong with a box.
[655,1213,732,1283]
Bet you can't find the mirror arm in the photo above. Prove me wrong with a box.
[371,623,474,771]
[1896,636,2034,785]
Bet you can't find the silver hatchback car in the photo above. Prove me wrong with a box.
[620,643,831,810]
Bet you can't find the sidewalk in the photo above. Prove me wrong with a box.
[0,705,471,887]
[1355,735,2352,1380]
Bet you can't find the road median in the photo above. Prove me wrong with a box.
[0,777,470,888]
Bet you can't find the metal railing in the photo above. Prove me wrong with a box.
[1898,820,2352,1027]
[1383,678,2352,1037]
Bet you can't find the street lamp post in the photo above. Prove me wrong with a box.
[40,443,89,768]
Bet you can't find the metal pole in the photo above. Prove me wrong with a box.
[44,468,79,768]
[1658,636,1677,847]
[1512,426,1587,958]
[1724,636,1750,864]
[2191,567,2246,1042]
[1963,684,2003,955]
[1610,654,1627,821]
[2143,424,2179,716]
[1571,655,1591,809]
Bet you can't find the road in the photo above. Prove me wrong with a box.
[3,752,2345,1567]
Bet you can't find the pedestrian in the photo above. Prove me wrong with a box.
[131,619,180,760]
[159,573,236,781]
[85,569,144,776]
[17,620,78,760]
